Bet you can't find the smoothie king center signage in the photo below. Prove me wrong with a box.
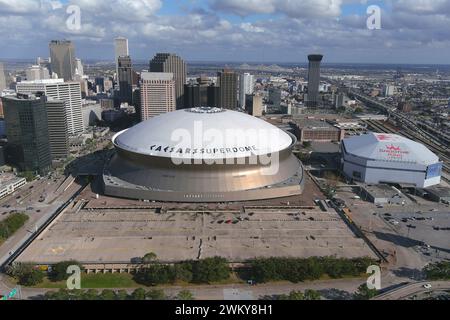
[379,144,410,159]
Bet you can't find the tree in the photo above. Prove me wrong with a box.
[302,141,312,148]
[131,288,146,300]
[44,289,70,300]
[100,289,116,300]
[303,289,322,300]
[353,284,378,300]
[177,290,195,300]
[18,171,36,182]
[192,257,230,283]
[134,265,176,286]
[19,269,44,286]
[142,252,158,264]
[50,260,83,281]
[146,289,166,300]
[82,289,100,300]
[423,261,450,280]
[115,290,129,300]
[0,213,29,240]
[173,263,193,283]
[286,291,305,300]
[6,262,34,279]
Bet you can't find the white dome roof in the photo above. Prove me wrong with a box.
[113,107,294,159]
[343,132,439,165]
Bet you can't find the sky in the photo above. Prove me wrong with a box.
[0,0,450,64]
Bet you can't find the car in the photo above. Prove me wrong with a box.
[390,220,399,225]
[423,283,432,289]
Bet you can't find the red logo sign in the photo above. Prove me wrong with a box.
[376,134,391,141]
[386,144,401,151]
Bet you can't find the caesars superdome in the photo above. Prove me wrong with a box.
[103,107,305,202]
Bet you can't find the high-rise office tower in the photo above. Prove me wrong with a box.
[218,69,238,110]
[149,53,186,109]
[118,56,133,105]
[184,76,219,108]
[25,65,51,81]
[75,58,84,77]
[46,98,69,159]
[114,37,129,79]
[2,93,52,173]
[245,94,263,117]
[306,54,323,108]
[49,40,76,81]
[140,72,175,121]
[0,62,6,92]
[239,73,254,109]
[16,79,83,135]
[268,87,282,108]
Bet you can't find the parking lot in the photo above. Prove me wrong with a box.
[379,211,450,261]
[16,199,377,264]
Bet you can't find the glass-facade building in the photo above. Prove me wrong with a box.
[2,94,52,174]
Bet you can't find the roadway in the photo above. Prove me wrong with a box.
[14,277,369,300]
[0,180,87,270]
[373,281,450,300]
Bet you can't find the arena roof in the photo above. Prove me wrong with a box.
[343,132,439,165]
[113,107,294,160]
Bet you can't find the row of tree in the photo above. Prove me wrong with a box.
[276,289,322,300]
[247,256,377,283]
[43,288,194,300]
[134,256,231,286]
[0,213,29,240]
[6,260,83,286]
[423,261,450,280]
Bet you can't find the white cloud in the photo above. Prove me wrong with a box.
[210,0,343,18]
[1,0,450,63]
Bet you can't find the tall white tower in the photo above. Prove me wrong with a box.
[239,73,254,109]
[114,37,129,80]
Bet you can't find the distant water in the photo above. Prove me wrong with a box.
[1,58,449,73]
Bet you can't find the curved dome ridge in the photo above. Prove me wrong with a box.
[114,108,294,159]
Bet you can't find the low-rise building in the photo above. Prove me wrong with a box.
[291,119,345,143]
[0,174,26,199]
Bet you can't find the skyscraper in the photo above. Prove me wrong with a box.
[245,94,263,117]
[140,72,175,121]
[2,93,52,174]
[306,54,323,108]
[49,40,76,81]
[118,56,133,105]
[0,62,6,92]
[75,58,84,77]
[218,69,238,110]
[239,73,254,109]
[268,87,282,109]
[149,53,186,109]
[25,65,50,81]
[16,79,83,135]
[114,37,129,79]
[184,77,219,109]
[46,98,69,159]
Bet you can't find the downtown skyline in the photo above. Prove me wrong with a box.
[0,0,450,64]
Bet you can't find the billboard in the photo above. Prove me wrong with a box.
[426,163,443,179]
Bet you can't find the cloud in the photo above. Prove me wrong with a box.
[210,0,343,18]
[0,0,450,63]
